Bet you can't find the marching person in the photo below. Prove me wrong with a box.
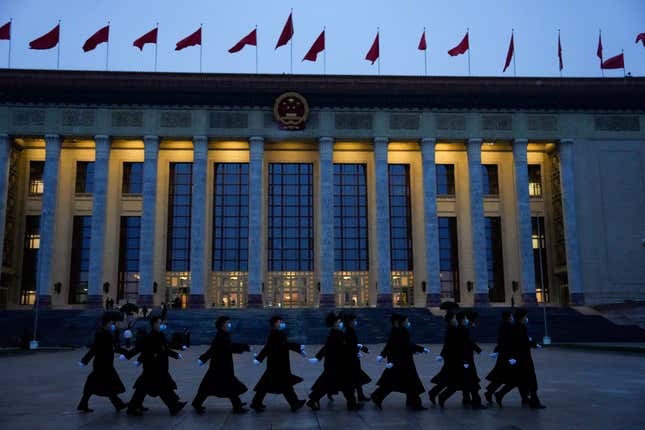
[484,310,516,403]
[428,311,460,405]
[250,316,307,413]
[494,309,546,409]
[371,314,429,411]
[343,313,372,402]
[192,316,251,414]
[306,313,362,411]
[76,314,129,413]
[126,316,187,416]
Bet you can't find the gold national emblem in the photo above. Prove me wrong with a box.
[273,92,309,130]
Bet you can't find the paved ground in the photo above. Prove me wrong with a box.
[1,343,644,430]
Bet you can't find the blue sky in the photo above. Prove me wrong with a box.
[1,0,643,77]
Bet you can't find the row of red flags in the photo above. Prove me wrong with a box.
[1,16,643,71]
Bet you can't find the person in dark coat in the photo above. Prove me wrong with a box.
[126,316,187,416]
[427,311,460,404]
[437,311,486,409]
[192,316,251,414]
[250,316,307,412]
[343,313,372,401]
[371,314,430,411]
[484,310,516,403]
[306,313,362,411]
[494,309,546,409]
[76,314,129,413]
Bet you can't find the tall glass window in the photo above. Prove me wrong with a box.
[28,161,45,195]
[389,164,414,307]
[532,216,550,303]
[333,163,369,307]
[212,163,249,308]
[122,162,143,194]
[485,216,505,302]
[20,215,40,305]
[69,216,92,304]
[118,216,140,303]
[438,217,460,302]
[75,161,94,194]
[166,163,192,308]
[436,164,455,196]
[482,164,499,196]
[528,164,543,198]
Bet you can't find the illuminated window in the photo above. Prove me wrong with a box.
[28,161,44,195]
[482,164,499,196]
[436,164,455,196]
[532,216,550,303]
[75,161,94,194]
[528,164,543,198]
[20,216,40,305]
[69,216,92,304]
[122,162,143,194]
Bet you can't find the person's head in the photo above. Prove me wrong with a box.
[101,314,116,332]
[390,313,401,327]
[445,311,457,327]
[150,316,165,332]
[325,312,343,330]
[466,310,479,327]
[502,310,513,323]
[514,309,528,325]
[270,315,285,330]
[343,313,358,327]
[400,315,411,329]
[216,316,232,332]
[456,311,469,327]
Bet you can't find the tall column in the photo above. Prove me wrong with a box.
[512,138,537,305]
[247,136,264,308]
[466,138,489,306]
[137,135,159,307]
[189,135,208,308]
[36,134,62,308]
[421,138,441,307]
[87,135,111,307]
[559,139,584,305]
[0,134,10,276]
[374,137,392,307]
[318,136,335,307]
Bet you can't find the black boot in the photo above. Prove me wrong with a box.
[290,399,306,412]
[484,391,493,404]
[371,393,383,410]
[170,401,187,416]
[192,402,206,414]
[306,399,320,411]
[494,392,504,408]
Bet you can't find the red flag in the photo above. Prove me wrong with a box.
[275,12,293,49]
[418,30,426,51]
[448,31,469,56]
[596,32,603,60]
[636,33,645,47]
[0,21,10,40]
[503,33,514,72]
[175,27,201,51]
[229,28,257,53]
[29,24,59,50]
[558,33,563,71]
[601,53,624,69]
[133,27,158,50]
[303,30,325,62]
[365,32,379,64]
[82,25,109,52]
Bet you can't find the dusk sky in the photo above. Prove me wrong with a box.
[1,0,644,77]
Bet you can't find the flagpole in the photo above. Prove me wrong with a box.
[467,27,471,76]
[558,29,562,78]
[7,18,11,69]
[154,22,159,72]
[599,29,604,77]
[290,8,294,74]
[512,29,517,77]
[199,23,203,73]
[423,27,427,76]
[57,20,61,70]
[255,25,258,74]
[105,21,110,71]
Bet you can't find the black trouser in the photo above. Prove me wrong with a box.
[498,383,538,404]
[428,383,446,400]
[487,381,528,400]
[252,387,299,408]
[128,388,177,412]
[78,391,126,410]
[310,387,357,407]
[439,386,482,406]
[372,387,422,407]
[192,390,243,409]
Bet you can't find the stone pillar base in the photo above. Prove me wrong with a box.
[473,293,490,307]
[137,294,154,308]
[247,294,263,308]
[188,294,205,308]
[86,295,104,308]
[319,293,335,308]
[376,293,393,308]
[426,293,441,307]
[569,292,585,306]
[37,295,52,309]
[521,293,538,306]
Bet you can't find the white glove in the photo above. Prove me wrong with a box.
[529,336,533,342]
[253,352,258,358]
[423,347,430,354]
[181,345,188,350]
[134,361,142,367]
[78,362,85,368]
[300,344,305,352]
[489,352,499,359]
[357,343,363,349]
[123,329,133,339]
[177,353,183,360]
[197,359,204,366]
[385,362,394,369]
[536,344,543,349]
[308,358,319,364]
[435,356,443,362]
[463,363,470,369]
[357,352,363,358]
[376,355,384,363]
[508,358,517,365]
[253,359,260,366]
[119,354,127,361]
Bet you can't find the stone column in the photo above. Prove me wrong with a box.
[421,138,441,307]
[247,136,264,308]
[559,139,584,305]
[189,135,208,308]
[466,138,489,306]
[318,136,335,307]
[512,138,537,306]
[137,135,159,307]
[0,134,10,275]
[36,134,62,308]
[374,137,392,307]
[87,135,111,307]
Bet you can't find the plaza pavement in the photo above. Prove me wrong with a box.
[1,344,644,429]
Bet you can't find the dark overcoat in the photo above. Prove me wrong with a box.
[253,329,303,394]
[375,327,425,395]
[196,330,250,397]
[80,329,127,396]
[132,330,180,397]
[344,325,372,387]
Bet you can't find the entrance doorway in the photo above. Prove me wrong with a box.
[334,272,369,307]
[266,272,315,308]
[211,272,247,308]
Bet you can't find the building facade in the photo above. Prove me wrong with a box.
[0,70,644,309]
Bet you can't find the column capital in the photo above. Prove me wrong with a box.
[44,133,60,141]
[0,133,9,143]
[94,135,111,159]
[513,138,529,146]
[193,135,208,145]
[466,137,483,146]
[193,135,208,159]
[373,136,389,145]
[0,134,9,156]
[249,135,265,145]
[560,138,574,146]
[318,136,334,160]
[420,137,437,146]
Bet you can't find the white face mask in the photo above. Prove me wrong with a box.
[450,319,458,327]
[524,317,529,324]
[226,322,233,330]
